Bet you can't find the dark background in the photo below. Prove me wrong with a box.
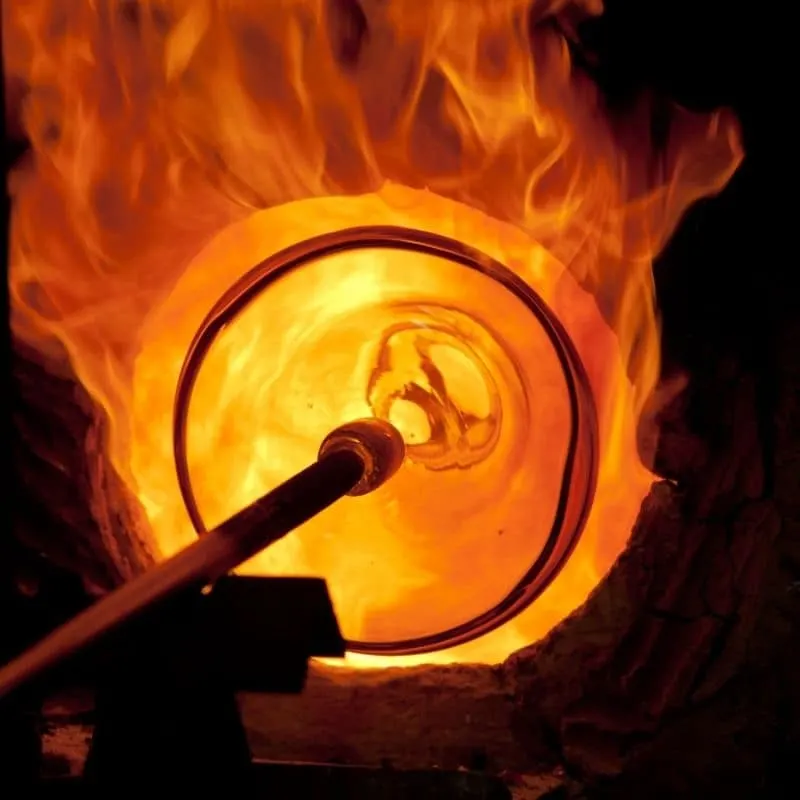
[579,0,786,366]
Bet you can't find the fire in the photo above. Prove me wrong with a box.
[5,0,742,666]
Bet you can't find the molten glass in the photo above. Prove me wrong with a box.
[4,1,743,666]
[171,224,599,655]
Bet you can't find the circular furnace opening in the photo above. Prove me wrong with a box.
[128,185,653,666]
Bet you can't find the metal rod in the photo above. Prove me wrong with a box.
[0,419,405,702]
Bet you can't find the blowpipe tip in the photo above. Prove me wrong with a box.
[318,418,406,496]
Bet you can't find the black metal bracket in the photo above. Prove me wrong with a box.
[58,575,344,787]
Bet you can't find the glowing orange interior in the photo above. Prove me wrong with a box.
[5,0,742,667]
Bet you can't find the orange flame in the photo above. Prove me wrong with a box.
[4,0,742,666]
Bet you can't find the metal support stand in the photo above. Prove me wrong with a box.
[78,575,344,788]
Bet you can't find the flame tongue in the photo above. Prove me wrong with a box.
[5,1,742,666]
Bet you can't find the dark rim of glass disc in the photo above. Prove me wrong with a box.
[172,225,600,656]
